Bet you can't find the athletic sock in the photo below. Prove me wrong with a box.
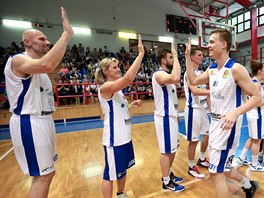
[252,155,258,166]
[240,177,252,189]
[200,152,205,161]
[240,148,248,160]
[189,160,194,168]
[163,176,170,185]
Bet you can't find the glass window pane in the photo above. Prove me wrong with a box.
[232,17,237,25]
[259,15,264,25]
[260,7,264,15]
[244,11,250,21]
[244,21,250,30]
[238,14,244,23]
[228,19,231,25]
[237,23,244,33]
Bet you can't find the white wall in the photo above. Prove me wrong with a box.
[0,0,195,52]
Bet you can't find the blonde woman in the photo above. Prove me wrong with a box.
[95,35,144,198]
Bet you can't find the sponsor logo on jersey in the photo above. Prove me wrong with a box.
[124,118,131,125]
[41,110,55,116]
[222,70,229,79]
[128,159,135,167]
[211,112,221,120]
[213,81,218,86]
[212,92,224,100]
[209,163,216,171]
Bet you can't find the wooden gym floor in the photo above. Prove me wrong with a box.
[0,120,264,198]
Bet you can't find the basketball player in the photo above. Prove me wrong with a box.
[233,60,264,171]
[185,29,261,198]
[95,35,144,198]
[183,47,210,179]
[4,7,73,198]
[152,44,185,192]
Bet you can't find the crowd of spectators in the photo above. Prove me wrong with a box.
[0,41,214,107]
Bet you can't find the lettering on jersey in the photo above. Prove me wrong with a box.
[211,112,221,120]
[208,163,216,171]
[174,104,178,110]
[213,81,218,86]
[200,98,207,105]
[41,165,54,173]
[225,155,234,170]
[222,70,229,79]
[124,118,131,125]
[212,92,224,100]
[41,110,55,116]
[53,154,58,162]
[128,159,135,167]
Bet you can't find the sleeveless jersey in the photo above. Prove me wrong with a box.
[98,88,131,147]
[208,59,242,150]
[152,70,178,117]
[246,79,264,121]
[4,54,55,116]
[183,70,208,108]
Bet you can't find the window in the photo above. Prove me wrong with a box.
[237,23,244,33]
[259,6,264,15]
[259,15,264,25]
[237,14,244,23]
[232,17,237,25]
[244,11,250,21]
[244,21,250,30]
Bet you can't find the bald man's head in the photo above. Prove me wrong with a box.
[22,29,44,42]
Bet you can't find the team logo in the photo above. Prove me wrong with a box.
[209,70,214,75]
[222,70,229,79]
[225,155,234,169]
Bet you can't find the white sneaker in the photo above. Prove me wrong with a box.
[188,166,205,179]
[249,163,264,172]
[117,192,129,198]
[232,157,244,168]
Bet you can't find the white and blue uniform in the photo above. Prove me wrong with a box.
[183,70,210,141]
[4,54,57,176]
[98,88,135,180]
[152,70,179,154]
[207,59,243,173]
[246,79,264,139]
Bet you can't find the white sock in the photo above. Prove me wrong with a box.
[240,177,252,189]
[189,160,194,168]
[259,152,263,157]
[200,152,205,161]
[240,148,248,160]
[252,155,258,166]
[163,176,170,185]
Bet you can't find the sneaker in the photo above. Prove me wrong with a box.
[117,192,129,198]
[249,163,264,172]
[170,172,184,183]
[188,166,205,179]
[197,158,209,168]
[258,154,263,164]
[162,180,185,192]
[232,157,244,168]
[242,181,259,198]
[243,159,251,166]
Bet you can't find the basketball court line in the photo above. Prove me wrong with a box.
[0,146,13,161]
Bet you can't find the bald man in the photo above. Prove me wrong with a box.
[4,7,73,198]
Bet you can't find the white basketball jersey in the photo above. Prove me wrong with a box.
[98,88,131,147]
[208,59,243,150]
[184,70,208,108]
[247,79,264,121]
[4,54,55,116]
[152,70,178,117]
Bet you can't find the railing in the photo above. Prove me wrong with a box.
[235,50,264,66]
[0,82,185,108]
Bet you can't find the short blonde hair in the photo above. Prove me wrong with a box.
[94,57,119,85]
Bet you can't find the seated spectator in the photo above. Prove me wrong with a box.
[56,79,70,105]
[70,77,83,104]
